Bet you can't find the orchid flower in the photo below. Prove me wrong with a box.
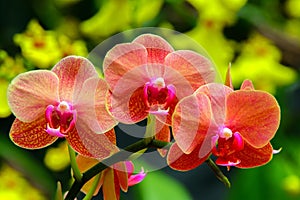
[8,56,118,158]
[76,155,146,200]
[103,33,215,126]
[167,79,280,170]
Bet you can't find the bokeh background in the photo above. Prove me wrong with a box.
[1,0,300,199]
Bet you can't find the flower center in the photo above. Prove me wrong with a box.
[45,101,77,137]
[143,77,176,115]
[212,127,244,168]
[220,127,233,140]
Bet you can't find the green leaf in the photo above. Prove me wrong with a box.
[137,170,192,200]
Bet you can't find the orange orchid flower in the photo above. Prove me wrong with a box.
[76,155,146,200]
[103,33,215,126]
[168,80,280,170]
[8,56,117,158]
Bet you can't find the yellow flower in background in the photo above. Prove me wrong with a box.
[231,33,297,93]
[0,79,10,118]
[44,141,70,171]
[0,164,46,200]
[14,19,88,69]
[186,0,247,80]
[0,51,26,80]
[57,35,88,57]
[0,50,26,118]
[80,0,163,39]
[14,20,61,69]
[283,175,300,196]
[187,0,247,26]
[285,0,300,18]
[187,23,235,80]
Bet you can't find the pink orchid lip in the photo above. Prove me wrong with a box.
[128,167,147,186]
[143,77,176,116]
[212,127,244,162]
[45,101,77,137]
[216,158,241,167]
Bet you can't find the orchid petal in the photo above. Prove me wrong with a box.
[225,90,280,148]
[133,34,174,64]
[9,116,57,149]
[164,50,215,91]
[234,142,273,168]
[74,77,117,133]
[103,169,118,200]
[128,168,146,186]
[114,162,128,192]
[109,86,149,124]
[240,79,255,90]
[194,84,233,158]
[68,120,117,158]
[172,92,212,154]
[125,161,134,176]
[167,143,209,171]
[155,120,171,157]
[8,70,59,122]
[195,83,233,125]
[105,53,150,123]
[76,155,101,196]
[52,56,98,102]
[103,42,148,91]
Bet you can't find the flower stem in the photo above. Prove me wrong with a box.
[68,144,83,181]
[55,181,63,200]
[205,158,231,188]
[64,138,169,200]
[82,173,101,200]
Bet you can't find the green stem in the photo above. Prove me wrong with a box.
[64,138,170,200]
[68,144,82,181]
[150,139,172,149]
[205,158,231,188]
[82,173,101,200]
[55,181,63,200]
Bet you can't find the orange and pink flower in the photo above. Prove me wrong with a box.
[77,155,146,200]
[8,56,117,158]
[103,34,215,126]
[167,80,280,170]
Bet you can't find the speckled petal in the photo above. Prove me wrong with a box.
[109,86,149,124]
[8,70,59,122]
[74,77,117,133]
[233,142,273,168]
[52,56,98,102]
[133,34,174,64]
[155,119,171,157]
[68,121,117,158]
[195,83,233,126]
[225,90,280,148]
[103,42,148,91]
[164,50,215,91]
[9,116,57,149]
[172,92,212,154]
[167,143,210,171]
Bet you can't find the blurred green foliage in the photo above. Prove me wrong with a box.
[1,0,300,199]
